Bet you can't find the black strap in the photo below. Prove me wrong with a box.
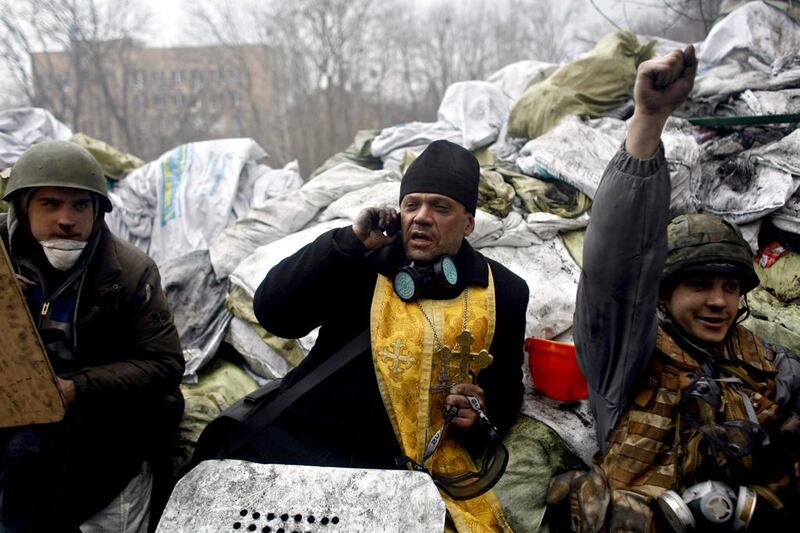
[225,329,371,455]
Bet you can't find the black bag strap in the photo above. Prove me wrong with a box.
[225,328,371,455]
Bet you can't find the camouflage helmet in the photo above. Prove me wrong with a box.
[3,140,112,212]
[661,213,759,294]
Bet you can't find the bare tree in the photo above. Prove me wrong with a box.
[588,0,723,43]
[0,0,602,171]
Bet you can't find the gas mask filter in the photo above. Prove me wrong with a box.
[657,481,757,532]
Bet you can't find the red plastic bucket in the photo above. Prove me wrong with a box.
[525,337,588,401]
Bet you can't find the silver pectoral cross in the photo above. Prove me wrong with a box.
[430,330,493,394]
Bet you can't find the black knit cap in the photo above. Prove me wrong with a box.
[399,140,479,215]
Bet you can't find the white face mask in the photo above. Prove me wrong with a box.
[39,239,87,271]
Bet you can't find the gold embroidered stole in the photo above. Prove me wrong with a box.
[370,269,511,532]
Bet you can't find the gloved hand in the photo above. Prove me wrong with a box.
[608,490,656,533]
[547,466,610,533]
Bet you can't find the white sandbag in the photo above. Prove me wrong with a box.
[229,219,350,298]
[252,160,303,208]
[697,1,800,68]
[467,210,507,248]
[436,81,513,151]
[481,238,581,340]
[694,2,800,100]
[737,88,800,115]
[636,35,690,60]
[516,116,620,199]
[467,210,545,250]
[370,82,511,165]
[319,181,400,222]
[525,212,590,241]
[771,190,800,234]
[739,219,762,254]
[0,107,72,168]
[693,129,800,224]
[108,138,267,265]
[662,118,701,217]
[370,121,462,163]
[693,62,800,101]
[517,116,700,217]
[486,60,558,102]
[224,317,294,379]
[231,160,303,220]
[209,164,401,280]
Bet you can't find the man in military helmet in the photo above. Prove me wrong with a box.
[0,141,184,531]
[547,47,800,531]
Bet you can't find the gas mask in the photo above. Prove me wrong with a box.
[657,481,757,532]
[392,255,458,302]
[39,239,87,271]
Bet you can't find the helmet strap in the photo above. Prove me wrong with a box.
[658,310,720,368]
[734,294,750,325]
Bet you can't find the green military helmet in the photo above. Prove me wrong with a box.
[662,213,759,294]
[3,140,112,212]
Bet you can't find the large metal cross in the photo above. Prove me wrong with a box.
[380,339,415,378]
[430,330,493,394]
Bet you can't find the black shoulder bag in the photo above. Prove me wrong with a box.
[192,329,370,464]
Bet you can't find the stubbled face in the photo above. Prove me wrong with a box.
[661,273,742,345]
[400,192,475,262]
[27,187,94,242]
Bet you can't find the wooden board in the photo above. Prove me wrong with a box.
[0,240,65,428]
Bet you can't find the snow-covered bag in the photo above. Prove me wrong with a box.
[108,138,267,265]
[0,107,72,169]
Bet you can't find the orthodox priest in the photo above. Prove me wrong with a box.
[238,140,528,532]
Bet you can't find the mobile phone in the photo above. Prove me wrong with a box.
[382,217,401,236]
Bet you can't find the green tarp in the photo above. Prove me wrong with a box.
[173,357,259,474]
[310,129,384,179]
[478,168,517,217]
[507,32,655,140]
[509,174,591,219]
[743,286,800,355]
[496,415,583,533]
[755,251,800,303]
[71,132,144,180]
[561,229,585,268]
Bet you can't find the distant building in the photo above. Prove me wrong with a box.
[31,40,277,160]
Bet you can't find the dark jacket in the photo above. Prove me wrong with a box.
[574,145,670,449]
[0,212,184,527]
[244,226,529,469]
[1,213,184,410]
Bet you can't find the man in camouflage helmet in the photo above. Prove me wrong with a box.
[0,141,184,531]
[547,47,800,531]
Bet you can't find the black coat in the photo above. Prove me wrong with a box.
[244,226,529,468]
